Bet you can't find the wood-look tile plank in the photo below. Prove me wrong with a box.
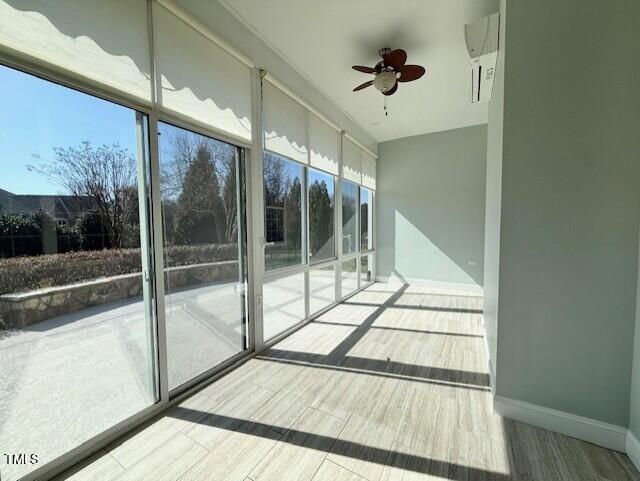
[108,393,218,468]
[250,365,335,434]
[113,433,207,481]
[250,407,346,481]
[54,450,124,481]
[311,460,368,481]
[326,376,409,481]
[180,421,282,481]
[185,383,276,451]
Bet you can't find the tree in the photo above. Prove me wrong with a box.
[360,202,369,250]
[263,152,285,206]
[163,130,239,245]
[284,176,302,257]
[342,185,358,253]
[0,210,43,257]
[220,152,238,243]
[75,210,109,250]
[28,141,138,249]
[308,180,333,257]
[174,144,225,245]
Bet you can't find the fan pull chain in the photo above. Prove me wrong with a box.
[384,96,388,117]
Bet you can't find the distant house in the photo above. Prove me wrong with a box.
[0,188,93,226]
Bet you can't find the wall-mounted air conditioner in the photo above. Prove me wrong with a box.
[465,12,499,104]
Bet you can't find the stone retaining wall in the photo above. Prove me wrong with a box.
[0,261,239,330]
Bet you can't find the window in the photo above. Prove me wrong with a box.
[0,65,157,481]
[158,122,248,391]
[263,271,306,341]
[308,168,335,262]
[341,180,358,256]
[360,254,373,285]
[310,265,335,315]
[263,151,304,271]
[265,205,285,243]
[360,186,373,251]
[341,258,358,298]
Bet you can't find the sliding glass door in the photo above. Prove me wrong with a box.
[0,65,157,481]
[157,122,249,391]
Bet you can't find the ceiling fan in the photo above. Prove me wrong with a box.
[352,48,425,96]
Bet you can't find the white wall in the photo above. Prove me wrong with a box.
[376,125,487,290]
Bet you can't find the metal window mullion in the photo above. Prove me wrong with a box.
[235,147,250,351]
[134,112,157,400]
[147,0,169,403]
[336,132,344,300]
[302,164,309,267]
[372,190,377,282]
[356,185,362,290]
[250,67,266,353]
[302,162,310,319]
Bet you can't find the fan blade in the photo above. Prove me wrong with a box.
[353,80,374,92]
[398,65,425,82]
[382,82,398,96]
[384,49,407,70]
[352,65,375,74]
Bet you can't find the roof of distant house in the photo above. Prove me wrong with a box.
[0,188,94,219]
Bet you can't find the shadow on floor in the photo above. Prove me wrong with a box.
[169,408,511,481]
[260,283,490,391]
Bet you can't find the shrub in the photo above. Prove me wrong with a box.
[0,243,238,295]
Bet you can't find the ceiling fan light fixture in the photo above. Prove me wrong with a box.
[352,48,425,98]
[373,71,397,93]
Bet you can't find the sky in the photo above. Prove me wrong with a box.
[0,65,138,195]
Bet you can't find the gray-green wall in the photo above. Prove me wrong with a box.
[632,240,640,439]
[377,125,487,289]
[487,0,640,426]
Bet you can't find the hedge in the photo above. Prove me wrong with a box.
[0,244,238,295]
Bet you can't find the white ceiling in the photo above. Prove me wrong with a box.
[217,0,497,143]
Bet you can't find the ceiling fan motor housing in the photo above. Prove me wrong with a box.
[374,71,397,93]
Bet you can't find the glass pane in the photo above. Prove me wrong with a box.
[158,122,248,391]
[360,254,373,285]
[341,180,358,255]
[0,65,156,481]
[263,272,306,341]
[342,258,358,298]
[360,187,373,251]
[310,265,335,315]
[263,152,304,271]
[308,168,335,262]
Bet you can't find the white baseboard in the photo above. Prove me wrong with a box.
[494,396,627,452]
[482,329,496,395]
[375,275,483,296]
[627,431,640,471]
